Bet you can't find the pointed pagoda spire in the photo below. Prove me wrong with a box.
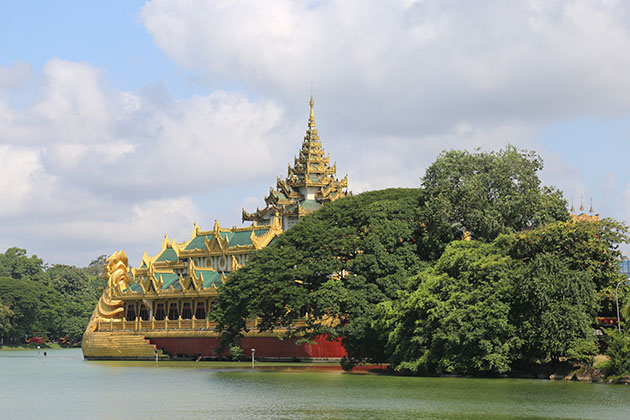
[242,94,349,225]
[579,194,584,212]
[589,197,594,214]
[570,196,575,213]
[308,96,316,129]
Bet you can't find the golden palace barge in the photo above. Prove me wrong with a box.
[82,98,348,360]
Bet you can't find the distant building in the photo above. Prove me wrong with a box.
[619,260,630,279]
[569,195,599,222]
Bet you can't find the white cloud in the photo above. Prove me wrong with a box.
[4,1,630,265]
[0,62,32,91]
[0,146,54,217]
[141,0,630,129]
[0,58,290,265]
[139,0,630,233]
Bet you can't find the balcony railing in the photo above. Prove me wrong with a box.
[95,316,307,332]
[96,316,219,332]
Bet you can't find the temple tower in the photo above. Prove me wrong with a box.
[242,97,349,230]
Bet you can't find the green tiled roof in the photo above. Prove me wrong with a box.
[195,269,222,288]
[185,234,211,250]
[228,230,253,247]
[156,248,178,262]
[252,228,269,238]
[129,283,143,292]
[158,272,180,290]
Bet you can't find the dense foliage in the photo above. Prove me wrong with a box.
[212,146,629,375]
[601,295,630,379]
[377,241,519,374]
[418,146,568,259]
[0,248,106,345]
[379,218,625,375]
[602,332,630,378]
[211,188,426,361]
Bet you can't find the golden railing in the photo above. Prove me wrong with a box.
[96,316,219,332]
[95,316,306,332]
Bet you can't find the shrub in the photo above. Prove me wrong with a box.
[602,331,630,377]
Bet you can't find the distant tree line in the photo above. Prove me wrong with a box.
[211,146,630,376]
[0,249,107,345]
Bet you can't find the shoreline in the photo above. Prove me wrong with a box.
[0,343,67,351]
[4,346,628,384]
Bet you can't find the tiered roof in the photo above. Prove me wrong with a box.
[124,217,283,298]
[115,97,348,299]
[242,97,348,224]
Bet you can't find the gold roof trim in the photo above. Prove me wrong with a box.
[243,96,349,224]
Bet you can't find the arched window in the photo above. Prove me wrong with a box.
[125,304,137,321]
[181,302,193,319]
[168,303,179,320]
[139,304,150,321]
[154,303,165,321]
[195,302,206,320]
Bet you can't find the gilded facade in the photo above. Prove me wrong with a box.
[82,98,349,360]
[243,97,348,230]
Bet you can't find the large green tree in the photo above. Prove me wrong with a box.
[210,147,627,374]
[0,276,49,341]
[49,264,107,340]
[505,218,628,364]
[511,253,598,363]
[0,247,47,282]
[418,146,568,260]
[507,218,628,293]
[211,188,425,361]
[379,219,627,374]
[0,302,14,345]
[0,249,106,344]
[377,241,519,375]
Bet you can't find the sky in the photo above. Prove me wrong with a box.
[1,0,630,266]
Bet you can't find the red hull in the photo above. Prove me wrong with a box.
[148,335,346,360]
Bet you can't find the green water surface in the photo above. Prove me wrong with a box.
[0,348,628,420]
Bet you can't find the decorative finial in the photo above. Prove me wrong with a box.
[589,197,594,214]
[570,197,575,213]
[579,194,584,212]
[308,95,315,129]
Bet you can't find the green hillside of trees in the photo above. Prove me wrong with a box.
[0,249,106,345]
[212,146,630,375]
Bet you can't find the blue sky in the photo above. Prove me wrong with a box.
[1,0,630,266]
[1,2,167,91]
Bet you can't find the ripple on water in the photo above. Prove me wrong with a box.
[0,348,627,420]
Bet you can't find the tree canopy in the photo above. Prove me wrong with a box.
[211,188,426,361]
[418,146,568,259]
[0,248,106,345]
[377,240,519,375]
[377,218,626,375]
[212,146,629,375]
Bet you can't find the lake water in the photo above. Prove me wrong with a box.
[0,348,628,420]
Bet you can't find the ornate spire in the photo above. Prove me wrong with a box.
[569,193,600,222]
[242,95,349,224]
[308,96,315,129]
